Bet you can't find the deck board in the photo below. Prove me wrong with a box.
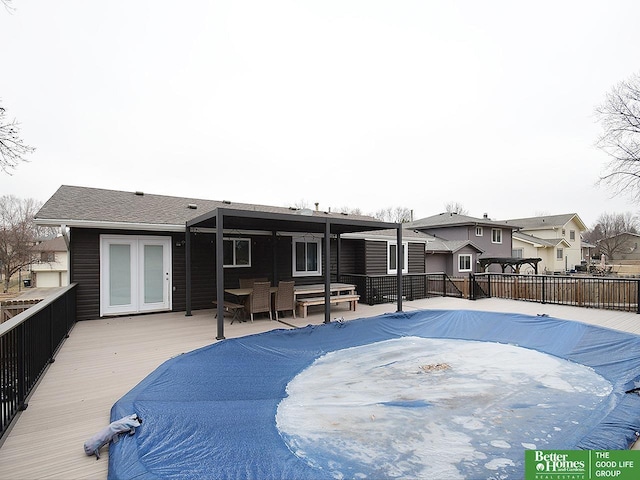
[1,298,639,479]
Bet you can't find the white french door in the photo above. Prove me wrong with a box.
[100,235,172,316]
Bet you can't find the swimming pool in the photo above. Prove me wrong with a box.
[107,309,640,479]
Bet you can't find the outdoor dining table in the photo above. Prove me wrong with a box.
[223,286,279,321]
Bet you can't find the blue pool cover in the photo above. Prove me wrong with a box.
[108,309,640,479]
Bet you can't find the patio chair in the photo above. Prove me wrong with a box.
[275,281,296,321]
[248,281,272,322]
[239,277,268,288]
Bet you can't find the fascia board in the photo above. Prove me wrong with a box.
[34,218,185,232]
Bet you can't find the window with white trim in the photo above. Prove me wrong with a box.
[387,241,408,274]
[491,228,502,244]
[475,226,483,236]
[458,254,472,272]
[223,238,251,267]
[556,248,563,260]
[570,230,575,241]
[292,237,322,277]
[512,248,523,258]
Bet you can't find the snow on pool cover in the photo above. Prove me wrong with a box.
[108,309,640,480]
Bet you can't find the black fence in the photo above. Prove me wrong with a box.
[1,284,77,441]
[340,273,463,305]
[470,273,640,313]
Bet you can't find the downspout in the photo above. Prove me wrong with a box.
[61,224,71,284]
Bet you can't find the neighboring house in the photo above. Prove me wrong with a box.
[597,232,640,261]
[30,236,69,287]
[406,212,516,273]
[511,231,570,274]
[34,186,408,323]
[504,214,587,273]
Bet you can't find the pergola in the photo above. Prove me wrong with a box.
[185,207,403,339]
[478,257,542,274]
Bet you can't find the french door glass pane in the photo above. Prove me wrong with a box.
[109,244,131,306]
[144,244,164,304]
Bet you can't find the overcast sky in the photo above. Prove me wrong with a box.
[1,1,639,227]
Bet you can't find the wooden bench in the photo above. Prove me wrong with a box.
[212,300,245,324]
[296,294,360,318]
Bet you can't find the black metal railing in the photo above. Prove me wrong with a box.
[339,273,463,305]
[1,284,77,440]
[470,273,640,312]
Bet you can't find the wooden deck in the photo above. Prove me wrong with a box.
[1,297,639,480]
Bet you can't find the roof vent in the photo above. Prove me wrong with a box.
[135,191,144,196]
[188,204,198,209]
[223,200,231,204]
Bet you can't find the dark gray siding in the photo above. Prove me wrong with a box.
[408,243,425,273]
[70,228,101,322]
[364,240,388,275]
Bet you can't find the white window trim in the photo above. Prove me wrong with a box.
[557,248,564,260]
[387,241,409,274]
[292,236,322,277]
[491,228,502,244]
[223,237,251,268]
[475,226,483,237]
[458,254,472,272]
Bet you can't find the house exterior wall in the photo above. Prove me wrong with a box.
[426,253,448,274]
[452,245,481,276]
[511,240,546,273]
[518,218,584,272]
[413,224,513,272]
[69,229,385,321]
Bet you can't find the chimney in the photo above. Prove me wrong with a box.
[315,202,319,211]
[483,213,488,219]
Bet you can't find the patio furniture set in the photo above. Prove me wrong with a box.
[214,279,359,323]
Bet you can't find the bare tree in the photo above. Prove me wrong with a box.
[1,0,14,12]
[589,211,639,259]
[0,196,44,292]
[444,201,469,215]
[595,72,640,200]
[373,206,412,223]
[0,103,35,174]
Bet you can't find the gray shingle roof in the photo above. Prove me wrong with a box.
[503,213,586,231]
[512,231,567,247]
[35,185,380,230]
[406,212,515,230]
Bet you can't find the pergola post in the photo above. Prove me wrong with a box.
[324,220,331,324]
[216,213,225,340]
[397,225,403,312]
[185,226,192,316]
